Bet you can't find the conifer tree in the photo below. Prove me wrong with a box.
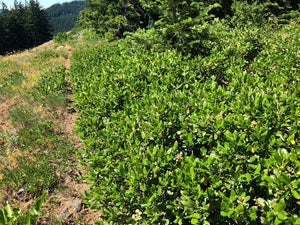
[79,0,147,37]
[77,0,233,54]
[0,0,52,55]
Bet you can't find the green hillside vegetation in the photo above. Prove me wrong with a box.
[71,0,299,224]
[0,0,299,224]
[46,1,85,35]
[0,36,82,223]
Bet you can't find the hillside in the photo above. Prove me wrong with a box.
[0,0,299,224]
[46,1,85,35]
[0,35,101,224]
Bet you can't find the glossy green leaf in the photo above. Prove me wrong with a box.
[274,199,286,212]
[0,210,7,225]
[236,204,244,213]
[191,218,199,224]
[278,213,288,221]
[292,190,300,200]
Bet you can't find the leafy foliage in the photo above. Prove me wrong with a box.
[78,0,233,56]
[71,16,299,224]
[53,32,69,43]
[32,66,69,107]
[0,191,46,225]
[35,66,67,97]
[78,0,148,38]
[229,1,299,26]
[153,1,221,56]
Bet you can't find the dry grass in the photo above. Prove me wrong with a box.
[0,41,67,90]
[0,36,104,224]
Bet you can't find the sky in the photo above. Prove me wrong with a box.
[1,0,77,8]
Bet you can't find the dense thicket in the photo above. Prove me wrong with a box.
[246,0,298,10]
[78,0,233,56]
[78,0,298,35]
[71,0,299,224]
[78,0,234,34]
[78,0,298,56]
[0,0,52,55]
[46,1,85,35]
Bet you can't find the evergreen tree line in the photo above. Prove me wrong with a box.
[0,0,52,55]
[78,0,236,38]
[46,1,85,35]
[78,0,299,56]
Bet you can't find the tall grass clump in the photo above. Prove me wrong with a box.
[31,66,68,108]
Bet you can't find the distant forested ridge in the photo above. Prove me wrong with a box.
[0,0,52,55]
[46,1,85,35]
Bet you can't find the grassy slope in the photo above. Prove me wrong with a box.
[0,36,101,224]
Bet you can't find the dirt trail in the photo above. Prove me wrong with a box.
[0,40,102,224]
[47,43,102,225]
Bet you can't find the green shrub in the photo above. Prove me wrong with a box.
[35,66,67,96]
[229,1,299,27]
[0,71,26,97]
[53,32,68,43]
[71,20,299,224]
[124,28,168,53]
[34,49,61,61]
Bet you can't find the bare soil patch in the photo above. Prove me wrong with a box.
[0,98,16,132]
